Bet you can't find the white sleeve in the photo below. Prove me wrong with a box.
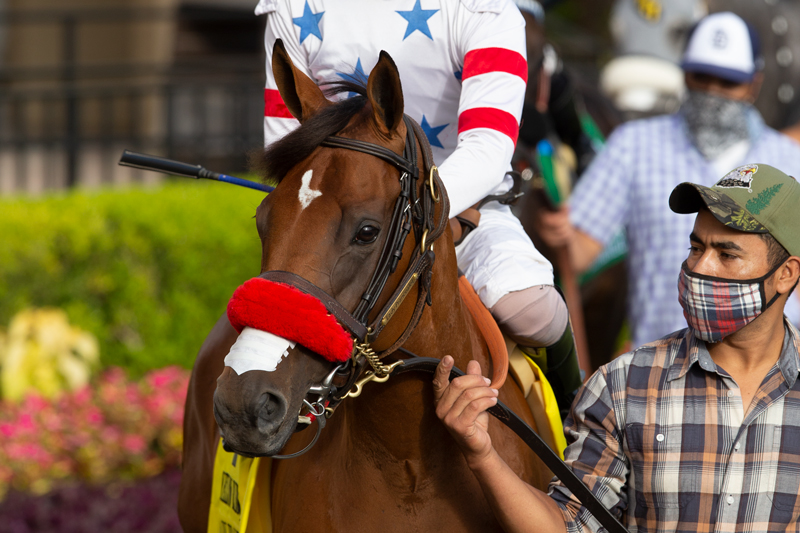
[259,0,311,147]
[438,0,527,217]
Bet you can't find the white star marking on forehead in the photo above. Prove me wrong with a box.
[298,169,322,210]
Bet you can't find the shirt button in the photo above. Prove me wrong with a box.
[727,495,734,505]
[728,390,734,397]
[656,434,665,442]
[734,443,741,451]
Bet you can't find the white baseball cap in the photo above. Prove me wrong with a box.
[681,12,761,84]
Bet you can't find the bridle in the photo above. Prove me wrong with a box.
[259,115,450,459]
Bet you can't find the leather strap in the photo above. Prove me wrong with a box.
[457,275,508,389]
[367,248,433,340]
[321,136,418,178]
[393,355,629,533]
[373,259,434,358]
[258,271,369,341]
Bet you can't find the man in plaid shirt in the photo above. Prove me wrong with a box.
[434,164,800,532]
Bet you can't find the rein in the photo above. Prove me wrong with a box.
[392,354,630,533]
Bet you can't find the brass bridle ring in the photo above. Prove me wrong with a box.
[420,229,429,254]
[428,165,441,204]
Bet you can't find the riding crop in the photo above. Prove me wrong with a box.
[117,150,274,193]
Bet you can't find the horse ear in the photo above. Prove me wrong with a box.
[367,51,405,135]
[272,39,329,122]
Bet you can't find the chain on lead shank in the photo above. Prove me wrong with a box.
[353,340,393,377]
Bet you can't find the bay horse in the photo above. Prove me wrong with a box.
[178,42,551,532]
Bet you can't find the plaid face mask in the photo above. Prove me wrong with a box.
[678,261,782,343]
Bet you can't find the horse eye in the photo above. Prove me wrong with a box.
[354,225,380,245]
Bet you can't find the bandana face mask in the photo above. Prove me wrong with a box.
[680,90,753,160]
[678,261,782,343]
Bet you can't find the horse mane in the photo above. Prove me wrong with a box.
[254,81,368,184]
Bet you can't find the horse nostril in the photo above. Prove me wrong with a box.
[255,392,286,434]
[213,391,232,429]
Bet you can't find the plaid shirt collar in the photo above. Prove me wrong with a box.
[667,317,800,388]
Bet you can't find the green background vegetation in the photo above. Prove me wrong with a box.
[0,181,266,375]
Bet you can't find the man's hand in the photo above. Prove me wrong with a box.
[433,356,498,467]
[433,356,570,533]
[535,206,604,275]
[535,206,574,248]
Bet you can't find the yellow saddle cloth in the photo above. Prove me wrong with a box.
[207,441,272,533]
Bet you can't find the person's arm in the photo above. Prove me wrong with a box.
[258,0,312,146]
[535,124,636,273]
[537,208,604,274]
[438,1,528,217]
[433,355,631,533]
[433,357,567,533]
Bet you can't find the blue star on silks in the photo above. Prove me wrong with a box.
[454,70,462,82]
[396,0,439,40]
[336,58,368,85]
[420,116,448,148]
[292,1,324,43]
[336,58,369,97]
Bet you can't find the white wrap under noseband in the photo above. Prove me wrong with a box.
[224,327,296,374]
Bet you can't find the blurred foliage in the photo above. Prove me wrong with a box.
[0,182,264,375]
[0,308,99,402]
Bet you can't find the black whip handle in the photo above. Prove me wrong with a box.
[119,150,210,179]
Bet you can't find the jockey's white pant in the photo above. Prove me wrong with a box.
[455,202,555,310]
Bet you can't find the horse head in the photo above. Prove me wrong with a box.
[213,40,448,457]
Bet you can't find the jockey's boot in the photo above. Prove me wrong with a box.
[491,285,583,419]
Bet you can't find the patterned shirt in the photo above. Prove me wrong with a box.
[569,111,800,347]
[256,0,527,217]
[549,320,800,533]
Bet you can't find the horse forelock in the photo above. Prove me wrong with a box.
[256,81,370,184]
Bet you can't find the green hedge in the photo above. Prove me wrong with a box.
[0,181,265,375]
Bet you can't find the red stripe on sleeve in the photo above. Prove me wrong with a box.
[458,107,519,145]
[462,48,527,83]
[264,89,294,119]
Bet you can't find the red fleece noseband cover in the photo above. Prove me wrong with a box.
[226,278,354,363]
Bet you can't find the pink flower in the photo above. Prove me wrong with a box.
[122,434,147,454]
[72,387,91,405]
[17,414,35,432]
[0,365,191,496]
[86,409,103,425]
[23,395,48,413]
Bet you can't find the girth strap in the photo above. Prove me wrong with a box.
[393,355,629,533]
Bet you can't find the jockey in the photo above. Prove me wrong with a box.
[256,0,582,414]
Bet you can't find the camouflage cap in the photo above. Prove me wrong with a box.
[669,163,800,257]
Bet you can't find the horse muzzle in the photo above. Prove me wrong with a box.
[213,366,295,457]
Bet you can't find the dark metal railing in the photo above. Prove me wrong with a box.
[0,7,265,192]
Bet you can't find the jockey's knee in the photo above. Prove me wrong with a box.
[491,286,582,417]
[490,285,568,348]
